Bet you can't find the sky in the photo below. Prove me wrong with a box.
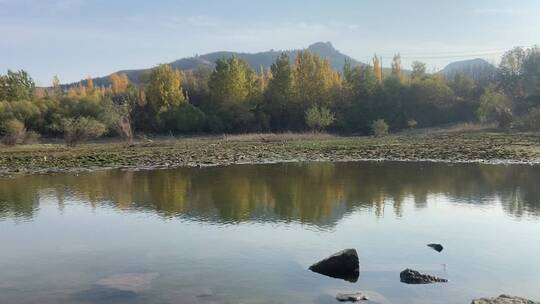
[1,0,539,85]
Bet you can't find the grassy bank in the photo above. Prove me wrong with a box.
[1,130,539,177]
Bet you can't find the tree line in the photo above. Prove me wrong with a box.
[1,47,539,145]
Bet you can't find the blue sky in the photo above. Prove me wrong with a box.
[1,0,539,85]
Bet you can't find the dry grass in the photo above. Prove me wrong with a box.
[221,132,337,142]
[398,122,498,136]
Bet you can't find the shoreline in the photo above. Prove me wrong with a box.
[1,131,539,178]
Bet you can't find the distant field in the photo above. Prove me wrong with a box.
[1,130,539,177]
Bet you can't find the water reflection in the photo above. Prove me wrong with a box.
[1,162,539,225]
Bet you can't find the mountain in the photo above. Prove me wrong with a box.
[439,58,497,81]
[75,42,363,87]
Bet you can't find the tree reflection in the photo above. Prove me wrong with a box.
[1,162,539,226]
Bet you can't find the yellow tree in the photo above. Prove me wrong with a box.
[146,64,186,113]
[77,83,87,97]
[372,54,382,82]
[86,76,94,94]
[293,50,341,108]
[110,73,129,94]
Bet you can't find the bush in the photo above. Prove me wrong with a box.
[372,119,389,137]
[160,104,207,133]
[1,119,26,145]
[407,119,418,129]
[521,108,540,131]
[63,117,107,146]
[305,106,335,132]
[477,86,513,128]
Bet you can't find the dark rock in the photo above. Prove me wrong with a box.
[427,243,444,252]
[336,292,368,302]
[399,268,447,284]
[309,249,359,282]
[471,295,539,304]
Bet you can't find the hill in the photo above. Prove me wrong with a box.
[75,42,363,87]
[439,58,497,81]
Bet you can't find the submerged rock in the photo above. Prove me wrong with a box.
[95,272,159,293]
[399,269,447,284]
[427,243,444,252]
[336,292,368,302]
[471,295,539,304]
[309,249,359,283]
[73,286,137,302]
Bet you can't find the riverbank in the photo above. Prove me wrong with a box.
[1,131,539,177]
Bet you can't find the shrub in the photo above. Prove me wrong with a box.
[1,119,26,145]
[372,119,389,137]
[407,119,418,129]
[305,106,335,132]
[160,104,207,133]
[477,86,513,128]
[63,117,107,146]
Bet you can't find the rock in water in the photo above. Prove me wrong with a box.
[427,243,444,252]
[95,272,159,293]
[471,295,539,304]
[336,292,368,302]
[309,249,359,282]
[399,269,447,284]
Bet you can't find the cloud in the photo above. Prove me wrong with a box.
[472,8,524,15]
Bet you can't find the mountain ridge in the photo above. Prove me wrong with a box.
[68,43,499,87]
[72,42,363,87]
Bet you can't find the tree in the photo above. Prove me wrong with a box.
[522,46,540,98]
[52,76,61,97]
[411,61,427,79]
[305,106,335,132]
[110,73,129,95]
[477,85,513,128]
[0,70,35,101]
[293,50,341,110]
[372,54,382,82]
[265,53,295,130]
[343,63,378,98]
[372,119,389,136]
[499,47,526,97]
[391,54,402,77]
[208,57,260,131]
[86,76,94,94]
[146,65,186,114]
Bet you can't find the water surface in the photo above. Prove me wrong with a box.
[1,162,539,304]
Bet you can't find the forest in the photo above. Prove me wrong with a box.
[0,46,539,146]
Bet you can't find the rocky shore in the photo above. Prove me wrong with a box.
[1,132,539,177]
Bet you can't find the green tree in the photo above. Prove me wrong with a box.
[305,106,335,132]
[391,54,402,77]
[208,57,260,132]
[411,61,427,79]
[265,53,295,130]
[477,85,513,128]
[0,70,35,101]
